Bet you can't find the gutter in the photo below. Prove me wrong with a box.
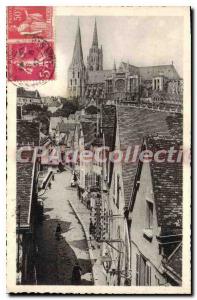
[68,200,95,285]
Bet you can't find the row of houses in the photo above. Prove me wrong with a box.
[73,103,183,286]
[16,120,41,284]
[16,119,56,284]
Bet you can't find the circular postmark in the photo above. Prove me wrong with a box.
[7,37,56,88]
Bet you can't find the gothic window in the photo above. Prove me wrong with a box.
[75,79,77,85]
[72,71,75,78]
[78,72,80,78]
[130,78,136,92]
[107,80,113,93]
[70,79,72,86]
[115,79,125,92]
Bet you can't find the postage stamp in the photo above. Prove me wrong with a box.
[7,40,55,81]
[7,6,53,40]
[6,6,191,295]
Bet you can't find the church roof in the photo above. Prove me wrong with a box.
[119,62,180,80]
[17,87,41,99]
[139,64,181,80]
[87,70,112,84]
[70,19,84,68]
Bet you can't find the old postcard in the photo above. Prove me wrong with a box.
[6,6,191,294]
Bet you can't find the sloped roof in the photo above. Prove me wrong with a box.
[139,64,180,80]
[163,243,182,284]
[87,70,112,84]
[119,62,180,80]
[119,62,139,75]
[81,121,97,148]
[58,121,76,133]
[17,121,39,227]
[147,136,182,236]
[102,105,116,151]
[117,106,183,207]
[40,132,52,146]
[17,87,41,99]
[85,105,99,115]
[17,161,35,227]
[17,120,40,146]
[49,117,67,130]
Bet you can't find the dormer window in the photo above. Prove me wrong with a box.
[143,200,153,241]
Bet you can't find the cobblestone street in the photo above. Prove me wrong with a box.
[35,170,93,285]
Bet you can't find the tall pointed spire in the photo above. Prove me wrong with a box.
[113,60,116,71]
[71,18,84,66]
[92,18,98,47]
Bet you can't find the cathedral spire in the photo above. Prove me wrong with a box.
[71,18,84,66]
[113,60,116,71]
[92,18,98,47]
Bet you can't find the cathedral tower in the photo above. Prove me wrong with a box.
[67,19,86,99]
[87,19,103,71]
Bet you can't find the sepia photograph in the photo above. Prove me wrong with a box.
[6,6,191,294]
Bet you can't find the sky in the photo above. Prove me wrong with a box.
[38,15,184,97]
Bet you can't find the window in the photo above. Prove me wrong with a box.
[70,79,72,86]
[136,254,152,286]
[72,71,75,78]
[78,72,80,78]
[136,254,140,285]
[107,80,113,93]
[96,175,101,188]
[75,79,77,85]
[146,265,151,285]
[147,201,153,229]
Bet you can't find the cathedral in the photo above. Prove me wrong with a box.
[67,19,183,107]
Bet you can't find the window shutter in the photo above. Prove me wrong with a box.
[136,254,140,286]
[146,265,151,286]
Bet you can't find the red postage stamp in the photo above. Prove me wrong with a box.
[7,6,53,40]
[7,40,55,81]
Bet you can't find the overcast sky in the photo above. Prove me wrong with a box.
[38,15,183,97]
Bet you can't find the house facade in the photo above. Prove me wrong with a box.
[128,136,182,286]
[102,105,183,286]
[16,120,41,284]
[17,87,42,106]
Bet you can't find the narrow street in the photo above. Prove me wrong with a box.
[35,169,93,285]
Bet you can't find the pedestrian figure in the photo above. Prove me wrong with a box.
[55,223,62,240]
[87,199,90,210]
[71,262,82,285]
[89,219,95,237]
[73,171,77,182]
